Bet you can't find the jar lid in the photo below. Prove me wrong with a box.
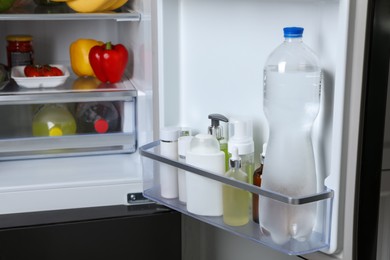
[160,126,180,141]
[6,35,33,41]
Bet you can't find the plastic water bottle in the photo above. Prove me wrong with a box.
[260,27,322,244]
[75,102,121,134]
[32,103,77,137]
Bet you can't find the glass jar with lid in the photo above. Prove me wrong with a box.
[6,35,34,68]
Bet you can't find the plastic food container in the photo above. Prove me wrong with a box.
[11,64,70,88]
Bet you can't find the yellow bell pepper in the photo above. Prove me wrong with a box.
[69,38,103,77]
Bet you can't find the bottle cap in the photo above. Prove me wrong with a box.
[228,118,254,155]
[95,119,109,133]
[160,126,180,142]
[283,27,304,38]
[179,127,193,137]
[6,35,33,42]
[49,127,63,136]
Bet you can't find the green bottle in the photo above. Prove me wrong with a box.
[223,146,249,226]
[208,113,229,171]
[32,103,77,137]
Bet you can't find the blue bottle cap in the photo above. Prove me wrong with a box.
[283,27,304,38]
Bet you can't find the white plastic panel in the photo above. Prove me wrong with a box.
[0,153,143,214]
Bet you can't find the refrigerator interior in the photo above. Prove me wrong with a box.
[152,0,366,258]
[0,2,155,214]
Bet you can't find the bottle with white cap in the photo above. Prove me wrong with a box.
[228,118,255,185]
[223,146,249,226]
[177,128,193,204]
[159,126,180,199]
[252,142,266,224]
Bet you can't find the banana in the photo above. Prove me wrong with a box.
[49,0,128,13]
[105,0,128,11]
[66,0,111,13]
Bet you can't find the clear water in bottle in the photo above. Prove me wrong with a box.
[260,27,322,244]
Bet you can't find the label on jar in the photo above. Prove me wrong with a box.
[10,51,33,67]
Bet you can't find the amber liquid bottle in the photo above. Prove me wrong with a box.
[252,143,266,223]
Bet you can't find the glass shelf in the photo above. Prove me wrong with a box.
[0,74,137,105]
[139,141,334,256]
[0,2,140,21]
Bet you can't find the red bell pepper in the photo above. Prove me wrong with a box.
[89,42,128,83]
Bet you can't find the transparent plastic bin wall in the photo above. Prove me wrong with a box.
[0,99,137,160]
[140,141,334,256]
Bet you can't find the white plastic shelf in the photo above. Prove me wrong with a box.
[140,141,334,256]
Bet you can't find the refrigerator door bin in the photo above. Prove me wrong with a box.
[140,141,334,256]
[0,79,137,160]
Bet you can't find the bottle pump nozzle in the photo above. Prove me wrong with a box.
[208,113,228,141]
[229,146,241,169]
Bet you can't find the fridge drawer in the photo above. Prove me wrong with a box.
[0,79,137,160]
[140,141,334,256]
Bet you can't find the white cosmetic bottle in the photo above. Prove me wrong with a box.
[159,126,180,199]
[186,134,225,216]
[178,133,193,204]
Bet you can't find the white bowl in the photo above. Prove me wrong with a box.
[11,64,70,88]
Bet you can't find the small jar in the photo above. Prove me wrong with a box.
[6,35,34,68]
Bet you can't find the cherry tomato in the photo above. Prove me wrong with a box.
[24,65,41,77]
[24,65,64,77]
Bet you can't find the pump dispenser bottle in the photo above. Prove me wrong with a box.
[228,118,255,185]
[223,146,249,226]
[208,113,229,170]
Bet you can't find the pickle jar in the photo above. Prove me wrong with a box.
[6,35,34,68]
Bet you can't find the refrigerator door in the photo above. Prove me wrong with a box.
[359,0,390,258]
[151,0,369,259]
